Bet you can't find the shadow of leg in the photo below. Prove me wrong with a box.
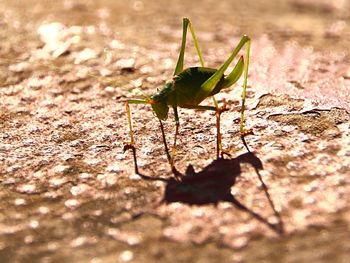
[123,144,139,175]
[255,167,285,235]
[235,152,284,235]
[225,194,283,235]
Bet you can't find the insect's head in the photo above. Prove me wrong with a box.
[148,82,172,120]
[150,100,169,120]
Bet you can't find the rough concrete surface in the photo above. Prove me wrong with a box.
[0,0,350,262]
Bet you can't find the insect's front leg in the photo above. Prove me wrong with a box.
[123,100,139,174]
[123,99,149,174]
[123,101,135,149]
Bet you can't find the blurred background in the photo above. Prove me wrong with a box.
[1,0,350,49]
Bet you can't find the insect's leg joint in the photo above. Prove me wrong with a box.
[243,34,250,41]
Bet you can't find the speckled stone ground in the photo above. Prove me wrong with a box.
[1,1,350,262]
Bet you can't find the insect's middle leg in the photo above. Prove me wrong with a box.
[182,104,229,159]
[210,96,228,159]
[170,107,180,174]
[158,120,171,163]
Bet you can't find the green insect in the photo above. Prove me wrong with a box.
[124,18,253,175]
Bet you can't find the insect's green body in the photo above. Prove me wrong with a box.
[151,63,244,121]
[124,18,252,174]
[151,67,225,120]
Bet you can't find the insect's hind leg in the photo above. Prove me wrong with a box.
[174,18,205,75]
[239,36,254,138]
[200,35,253,148]
[158,120,171,163]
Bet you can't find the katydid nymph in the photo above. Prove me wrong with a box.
[124,18,253,176]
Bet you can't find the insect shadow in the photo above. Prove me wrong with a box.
[134,149,285,235]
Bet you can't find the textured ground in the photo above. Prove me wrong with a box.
[1,0,350,262]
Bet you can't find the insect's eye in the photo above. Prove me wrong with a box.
[151,94,161,102]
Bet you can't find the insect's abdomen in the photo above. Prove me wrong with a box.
[172,67,225,107]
